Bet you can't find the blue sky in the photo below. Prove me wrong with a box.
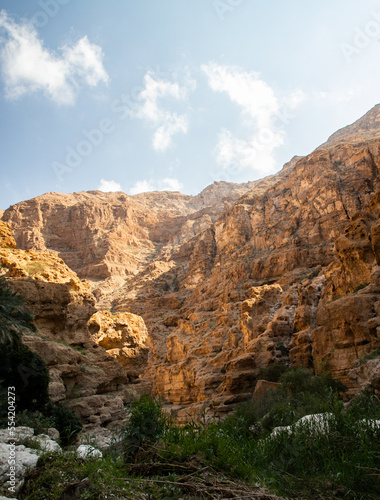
[1,0,380,209]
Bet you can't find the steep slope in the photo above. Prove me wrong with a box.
[1,182,257,302]
[2,106,380,421]
[0,221,150,432]
[109,105,380,418]
[318,103,380,148]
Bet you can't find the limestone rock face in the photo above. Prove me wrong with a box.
[0,221,16,249]
[113,105,380,413]
[2,182,257,302]
[0,235,151,430]
[3,105,380,418]
[87,311,149,378]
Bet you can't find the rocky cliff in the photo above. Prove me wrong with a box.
[2,106,380,420]
[1,182,256,301]
[0,221,150,433]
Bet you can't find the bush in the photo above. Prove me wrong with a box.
[0,340,50,423]
[121,395,167,459]
[160,384,380,498]
[16,410,55,435]
[44,403,82,445]
[279,367,345,395]
[258,363,288,382]
[0,278,50,427]
[0,276,36,345]
[0,279,82,445]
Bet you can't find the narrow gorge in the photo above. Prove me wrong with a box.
[2,105,380,430]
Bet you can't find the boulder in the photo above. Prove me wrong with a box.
[34,435,61,453]
[76,445,103,459]
[0,442,41,494]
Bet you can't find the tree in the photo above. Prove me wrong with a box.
[0,277,48,419]
[0,276,36,346]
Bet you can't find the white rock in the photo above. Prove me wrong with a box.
[0,427,34,444]
[0,442,42,493]
[0,496,18,500]
[270,425,293,437]
[34,434,62,453]
[76,444,103,459]
[358,419,380,430]
[78,428,123,450]
[270,413,335,438]
[270,413,380,439]
[47,428,60,442]
[294,412,335,433]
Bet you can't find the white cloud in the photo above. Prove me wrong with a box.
[215,128,284,173]
[129,179,156,195]
[202,63,304,175]
[153,115,188,152]
[0,11,109,105]
[98,179,122,192]
[160,177,183,191]
[202,63,279,129]
[128,177,183,195]
[131,70,195,152]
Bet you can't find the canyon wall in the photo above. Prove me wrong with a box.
[0,221,150,432]
[2,106,380,420]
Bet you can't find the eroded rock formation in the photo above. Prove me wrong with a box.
[0,223,150,430]
[2,105,380,419]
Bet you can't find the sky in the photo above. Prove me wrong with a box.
[1,0,380,209]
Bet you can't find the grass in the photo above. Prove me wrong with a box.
[45,337,87,355]
[18,452,265,500]
[23,260,46,276]
[357,345,380,366]
[161,395,379,499]
[16,409,55,435]
[18,453,133,499]
[354,283,369,293]
[16,370,380,499]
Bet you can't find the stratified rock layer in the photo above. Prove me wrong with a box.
[0,237,150,430]
[3,105,380,418]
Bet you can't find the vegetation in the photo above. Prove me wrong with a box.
[121,394,167,459]
[2,275,378,497]
[23,260,46,276]
[0,275,36,345]
[0,278,82,443]
[19,368,379,499]
[357,345,380,366]
[0,339,50,416]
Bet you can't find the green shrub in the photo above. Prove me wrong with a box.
[258,363,288,382]
[161,387,380,498]
[224,367,345,434]
[0,276,36,345]
[121,395,167,459]
[44,403,82,445]
[279,367,345,395]
[19,453,129,500]
[0,279,82,445]
[16,410,55,435]
[16,385,380,500]
[0,340,50,420]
